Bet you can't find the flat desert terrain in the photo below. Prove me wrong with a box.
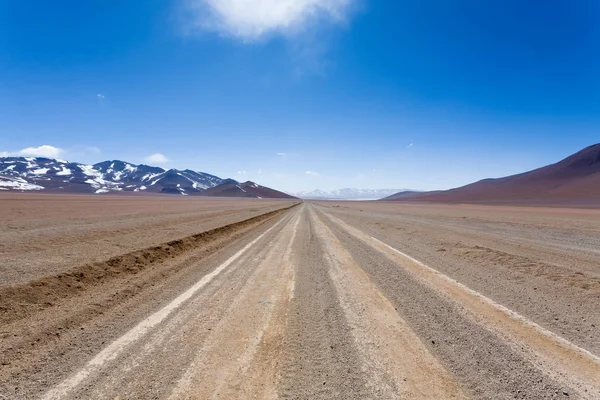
[1,195,599,399]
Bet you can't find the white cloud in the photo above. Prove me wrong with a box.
[19,145,63,158]
[1,145,102,161]
[408,143,413,148]
[144,153,169,164]
[305,170,320,176]
[277,152,287,157]
[97,93,105,99]
[187,0,353,40]
[83,146,101,154]
[258,168,263,175]
[237,170,247,175]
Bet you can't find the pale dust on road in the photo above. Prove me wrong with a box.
[3,201,600,399]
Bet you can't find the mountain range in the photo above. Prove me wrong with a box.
[386,143,600,205]
[0,157,292,199]
[290,188,413,200]
[7,143,600,204]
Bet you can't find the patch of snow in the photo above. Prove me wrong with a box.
[146,173,165,185]
[80,164,102,178]
[56,166,72,176]
[4,165,15,171]
[81,165,119,190]
[0,177,44,191]
[95,188,110,194]
[85,179,101,188]
[32,168,50,175]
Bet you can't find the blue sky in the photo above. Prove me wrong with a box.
[1,0,599,192]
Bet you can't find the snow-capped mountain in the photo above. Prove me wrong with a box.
[0,157,226,195]
[290,188,416,200]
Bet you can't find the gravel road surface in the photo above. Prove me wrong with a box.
[2,200,598,399]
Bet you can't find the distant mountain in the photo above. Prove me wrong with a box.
[201,181,298,199]
[291,188,413,200]
[382,190,431,200]
[0,157,225,195]
[391,143,600,205]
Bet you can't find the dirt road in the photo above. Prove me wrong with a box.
[2,201,599,399]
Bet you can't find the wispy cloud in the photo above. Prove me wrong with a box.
[97,93,106,99]
[305,170,320,176]
[60,145,102,162]
[1,145,102,162]
[277,152,287,157]
[408,143,413,148]
[144,153,169,164]
[186,0,353,40]
[258,168,263,175]
[237,170,247,175]
[82,146,101,154]
[19,145,63,158]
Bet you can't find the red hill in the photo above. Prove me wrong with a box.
[394,144,600,205]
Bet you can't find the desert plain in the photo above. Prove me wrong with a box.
[1,193,599,399]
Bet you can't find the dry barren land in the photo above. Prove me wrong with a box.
[1,195,599,399]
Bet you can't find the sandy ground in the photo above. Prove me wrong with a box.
[1,198,599,399]
[0,193,294,286]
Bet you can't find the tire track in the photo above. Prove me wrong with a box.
[167,212,301,399]
[316,206,576,399]
[276,208,372,399]
[1,203,298,326]
[319,208,600,399]
[310,208,466,399]
[0,205,298,398]
[68,210,298,399]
